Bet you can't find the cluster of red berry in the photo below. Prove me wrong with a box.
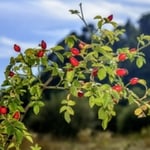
[0,106,20,120]
[14,40,47,57]
[69,42,86,97]
[112,48,139,92]
[69,42,85,67]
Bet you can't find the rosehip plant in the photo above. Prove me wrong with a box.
[1,3,150,150]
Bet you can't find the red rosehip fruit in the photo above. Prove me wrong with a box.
[116,68,128,77]
[118,53,127,62]
[40,40,47,49]
[112,84,123,92]
[129,77,139,85]
[78,41,86,49]
[13,44,21,52]
[129,48,137,53]
[71,48,80,55]
[13,111,20,120]
[37,50,45,57]
[92,68,98,77]
[69,57,79,67]
[9,71,15,77]
[78,90,84,97]
[0,106,8,115]
[107,14,113,21]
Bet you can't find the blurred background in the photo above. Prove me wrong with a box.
[1,0,150,150]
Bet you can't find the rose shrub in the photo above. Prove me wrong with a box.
[1,3,150,150]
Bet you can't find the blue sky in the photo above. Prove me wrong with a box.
[0,0,150,85]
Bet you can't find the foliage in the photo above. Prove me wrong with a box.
[25,91,96,137]
[1,3,150,149]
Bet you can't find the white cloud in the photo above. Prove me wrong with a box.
[0,0,150,60]
[0,37,38,58]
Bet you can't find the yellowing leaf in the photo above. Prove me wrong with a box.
[138,79,146,86]
[134,108,143,116]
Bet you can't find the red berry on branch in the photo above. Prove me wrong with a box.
[112,84,123,92]
[129,48,137,53]
[37,50,45,57]
[118,53,127,62]
[78,90,84,97]
[69,57,79,67]
[107,14,113,21]
[116,68,128,77]
[71,48,80,55]
[14,44,21,52]
[0,106,8,115]
[92,68,98,77]
[13,111,20,120]
[40,40,47,49]
[9,71,15,77]
[78,41,86,49]
[129,77,139,85]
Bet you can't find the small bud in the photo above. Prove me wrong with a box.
[107,14,113,21]
[78,90,84,97]
[92,68,98,77]
[40,40,47,49]
[9,71,15,77]
[13,111,20,120]
[129,48,137,53]
[14,44,21,52]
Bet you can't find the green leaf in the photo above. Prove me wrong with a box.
[15,129,24,145]
[68,100,76,106]
[61,99,68,104]
[98,108,107,120]
[97,20,103,29]
[101,116,109,130]
[98,108,110,129]
[94,15,102,19]
[54,52,64,63]
[136,57,146,68]
[67,106,74,115]
[64,111,71,123]
[65,35,77,48]
[51,45,64,51]
[147,88,150,96]
[97,67,106,80]
[66,69,75,82]
[60,105,67,113]
[23,130,33,143]
[138,79,146,86]
[84,91,92,97]
[30,144,42,150]
[101,46,112,52]
[69,9,80,14]
[89,96,95,108]
[33,104,40,115]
